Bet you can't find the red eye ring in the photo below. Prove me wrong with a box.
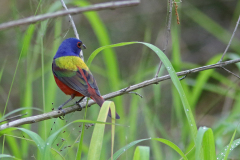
[77,42,82,48]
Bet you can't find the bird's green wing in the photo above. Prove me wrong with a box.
[52,60,101,97]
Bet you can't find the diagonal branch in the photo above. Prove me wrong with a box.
[60,0,79,40]
[0,0,139,31]
[60,0,84,60]
[155,0,173,77]
[219,15,240,62]
[1,58,240,130]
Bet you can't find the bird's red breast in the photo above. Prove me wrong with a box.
[54,75,84,97]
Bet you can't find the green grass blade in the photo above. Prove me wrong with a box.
[111,138,151,160]
[133,146,150,160]
[195,127,216,160]
[76,99,88,160]
[112,138,187,160]
[87,101,116,160]
[0,58,7,83]
[152,138,188,160]
[0,154,21,160]
[87,41,197,139]
[44,118,116,159]
[0,25,35,158]
[3,29,33,116]
[17,128,45,155]
[190,54,222,107]
[217,138,240,159]
[86,42,136,67]
[141,95,163,159]
[202,128,216,160]
[224,129,236,160]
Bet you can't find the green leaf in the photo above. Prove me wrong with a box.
[216,129,237,160]
[190,54,222,108]
[0,58,7,83]
[111,138,187,160]
[87,41,197,139]
[76,98,88,160]
[44,118,115,160]
[133,146,150,160]
[112,138,151,160]
[0,154,20,159]
[88,101,116,160]
[195,127,216,160]
[152,138,188,160]
[17,128,45,155]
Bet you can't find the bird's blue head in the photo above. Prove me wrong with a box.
[54,38,86,59]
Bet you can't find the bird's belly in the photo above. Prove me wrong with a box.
[54,75,84,97]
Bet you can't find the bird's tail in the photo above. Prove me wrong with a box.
[91,95,120,119]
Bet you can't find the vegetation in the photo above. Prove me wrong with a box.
[0,0,240,159]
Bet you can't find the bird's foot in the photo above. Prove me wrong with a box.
[76,101,82,111]
[58,105,66,120]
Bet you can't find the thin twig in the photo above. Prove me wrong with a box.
[60,0,79,39]
[221,67,240,79]
[219,15,240,62]
[60,0,84,60]
[0,113,27,123]
[128,92,143,98]
[0,1,140,31]
[1,58,240,130]
[155,0,173,77]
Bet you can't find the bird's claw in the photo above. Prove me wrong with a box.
[76,102,82,111]
[58,107,66,120]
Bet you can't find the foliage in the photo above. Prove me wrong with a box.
[0,0,240,160]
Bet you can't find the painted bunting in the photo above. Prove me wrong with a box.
[52,38,120,119]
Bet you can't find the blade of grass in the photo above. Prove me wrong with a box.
[223,128,236,160]
[0,24,33,159]
[111,138,151,160]
[111,138,188,160]
[141,91,163,159]
[87,41,197,139]
[0,154,21,160]
[217,138,240,159]
[195,127,216,160]
[171,20,191,147]
[190,54,222,108]
[75,99,88,160]
[0,58,7,83]
[133,146,150,160]
[20,0,44,156]
[87,101,116,160]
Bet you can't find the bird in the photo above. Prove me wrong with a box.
[52,38,120,119]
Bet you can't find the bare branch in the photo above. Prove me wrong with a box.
[219,15,240,62]
[128,92,143,98]
[0,113,27,124]
[60,0,84,60]
[60,0,79,40]
[0,1,140,31]
[221,67,240,79]
[1,58,240,130]
[155,0,173,77]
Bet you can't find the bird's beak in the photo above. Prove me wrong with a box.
[82,44,86,49]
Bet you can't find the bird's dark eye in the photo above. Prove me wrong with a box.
[77,42,82,48]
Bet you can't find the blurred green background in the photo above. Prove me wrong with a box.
[0,0,240,159]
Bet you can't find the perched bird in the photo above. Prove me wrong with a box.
[52,38,120,119]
